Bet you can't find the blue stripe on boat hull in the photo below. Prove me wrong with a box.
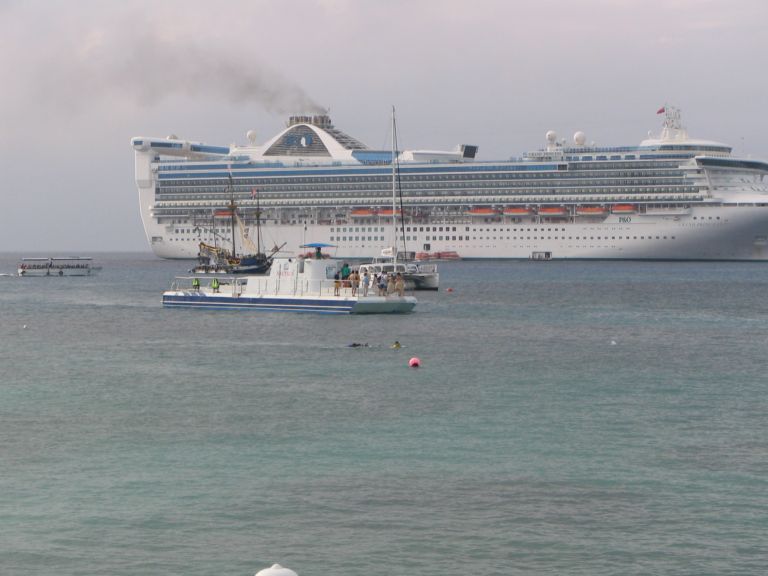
[161,294,415,314]
[163,295,355,314]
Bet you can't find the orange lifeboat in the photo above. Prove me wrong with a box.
[503,206,532,215]
[538,206,568,216]
[214,209,234,217]
[415,251,462,261]
[351,208,376,217]
[576,206,607,215]
[468,207,499,215]
[378,208,403,216]
[611,204,637,214]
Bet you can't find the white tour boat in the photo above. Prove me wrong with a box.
[162,244,416,314]
[17,257,101,277]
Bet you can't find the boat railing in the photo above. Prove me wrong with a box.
[171,276,245,296]
[172,275,413,298]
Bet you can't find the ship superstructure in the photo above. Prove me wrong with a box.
[132,108,768,260]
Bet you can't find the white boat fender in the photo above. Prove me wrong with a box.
[255,564,298,576]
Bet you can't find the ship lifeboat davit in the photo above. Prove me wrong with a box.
[351,208,376,217]
[576,206,607,216]
[611,204,637,214]
[538,206,568,216]
[503,206,532,215]
[468,207,499,215]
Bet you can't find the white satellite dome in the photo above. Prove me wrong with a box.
[545,130,557,143]
[255,564,298,576]
[573,131,586,146]
[247,129,258,144]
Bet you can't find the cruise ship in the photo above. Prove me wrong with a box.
[131,107,768,260]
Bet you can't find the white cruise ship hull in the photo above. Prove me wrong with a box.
[140,205,768,261]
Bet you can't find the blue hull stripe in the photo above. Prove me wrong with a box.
[163,295,355,314]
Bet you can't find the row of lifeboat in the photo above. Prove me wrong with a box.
[345,204,640,219]
[221,205,639,219]
[415,251,462,262]
[469,204,638,216]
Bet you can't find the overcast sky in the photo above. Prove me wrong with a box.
[1,0,765,252]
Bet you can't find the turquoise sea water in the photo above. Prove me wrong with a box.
[1,252,767,575]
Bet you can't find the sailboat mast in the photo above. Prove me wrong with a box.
[228,174,237,258]
[391,106,397,255]
[256,187,262,254]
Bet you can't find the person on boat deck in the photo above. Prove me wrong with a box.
[341,262,351,280]
[333,271,341,296]
[395,273,405,296]
[387,273,396,295]
[362,271,370,296]
[211,277,220,293]
[192,277,200,291]
[349,270,359,296]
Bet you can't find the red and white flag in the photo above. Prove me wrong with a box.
[251,188,258,199]
[656,106,666,115]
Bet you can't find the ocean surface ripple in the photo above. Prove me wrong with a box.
[1,253,767,575]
